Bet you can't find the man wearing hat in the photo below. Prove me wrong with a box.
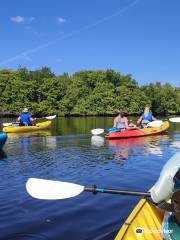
[17,108,35,126]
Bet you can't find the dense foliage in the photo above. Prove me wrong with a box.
[0,67,179,116]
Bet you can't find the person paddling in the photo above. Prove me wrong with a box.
[17,108,35,126]
[137,107,156,127]
[113,109,130,130]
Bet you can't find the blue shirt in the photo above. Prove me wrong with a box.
[141,112,153,121]
[20,113,31,126]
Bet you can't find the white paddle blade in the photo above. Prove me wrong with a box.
[169,117,180,123]
[91,128,104,135]
[147,120,163,128]
[3,122,12,127]
[45,115,56,120]
[26,178,84,200]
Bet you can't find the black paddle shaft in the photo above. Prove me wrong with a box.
[84,186,151,197]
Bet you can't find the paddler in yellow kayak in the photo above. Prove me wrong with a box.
[17,108,35,126]
[137,106,156,127]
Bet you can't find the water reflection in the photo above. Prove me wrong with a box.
[107,135,166,161]
[19,136,58,155]
[43,136,58,149]
[20,137,32,158]
[170,141,180,149]
[91,136,105,147]
[7,130,51,139]
[0,149,7,160]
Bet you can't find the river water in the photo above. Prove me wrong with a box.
[0,117,180,240]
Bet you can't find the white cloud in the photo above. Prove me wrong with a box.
[10,16,25,23]
[57,17,66,24]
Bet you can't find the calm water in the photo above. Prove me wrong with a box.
[0,117,180,240]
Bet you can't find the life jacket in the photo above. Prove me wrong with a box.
[141,112,153,122]
[115,116,126,129]
[20,113,31,126]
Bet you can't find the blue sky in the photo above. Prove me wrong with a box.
[0,0,180,86]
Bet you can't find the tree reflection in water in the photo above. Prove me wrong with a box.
[107,135,168,161]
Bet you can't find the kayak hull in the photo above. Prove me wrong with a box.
[0,132,7,148]
[115,198,165,240]
[3,121,52,133]
[106,121,169,139]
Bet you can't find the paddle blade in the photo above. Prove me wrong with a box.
[91,128,104,135]
[3,122,12,127]
[169,117,180,123]
[147,120,163,128]
[26,178,84,200]
[45,115,56,120]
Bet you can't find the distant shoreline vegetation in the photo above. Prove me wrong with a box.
[0,67,179,117]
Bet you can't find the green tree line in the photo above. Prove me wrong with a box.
[0,67,179,116]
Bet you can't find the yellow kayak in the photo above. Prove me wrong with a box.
[3,121,52,133]
[115,197,165,240]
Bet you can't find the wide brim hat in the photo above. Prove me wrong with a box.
[23,108,28,113]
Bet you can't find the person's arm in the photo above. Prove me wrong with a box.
[152,115,156,121]
[113,117,117,128]
[30,116,36,125]
[17,116,21,122]
[137,116,142,125]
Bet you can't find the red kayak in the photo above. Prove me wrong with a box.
[105,121,169,139]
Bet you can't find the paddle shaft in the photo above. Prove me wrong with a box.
[84,186,151,197]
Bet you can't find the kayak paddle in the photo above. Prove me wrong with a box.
[3,122,19,127]
[169,117,180,123]
[26,178,150,200]
[91,128,104,135]
[42,115,56,120]
[3,115,56,127]
[147,120,163,128]
[91,128,121,135]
